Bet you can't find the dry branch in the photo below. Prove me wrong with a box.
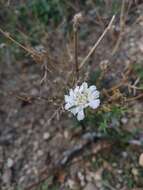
[79,15,115,69]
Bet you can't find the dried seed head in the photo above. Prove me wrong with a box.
[73,12,83,31]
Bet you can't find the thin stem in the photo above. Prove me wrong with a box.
[112,0,125,55]
[79,15,115,69]
[74,28,79,81]
[80,120,86,132]
[72,12,82,83]
[0,28,34,55]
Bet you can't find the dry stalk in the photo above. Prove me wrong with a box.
[73,13,83,82]
[79,15,115,69]
[74,24,79,80]
[111,0,126,55]
[125,93,143,102]
[0,28,35,55]
[0,27,55,67]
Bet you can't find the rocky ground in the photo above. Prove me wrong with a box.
[0,2,143,190]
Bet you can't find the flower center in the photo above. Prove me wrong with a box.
[75,92,88,106]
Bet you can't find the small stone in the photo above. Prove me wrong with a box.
[27,169,31,174]
[116,183,121,189]
[77,172,86,187]
[19,176,25,183]
[139,153,143,167]
[94,172,102,181]
[64,130,69,139]
[33,141,39,151]
[40,119,45,125]
[118,176,123,183]
[117,169,123,174]
[84,183,98,190]
[37,150,43,157]
[138,41,143,53]
[24,164,29,170]
[122,151,128,158]
[0,43,6,48]
[28,129,32,135]
[7,158,14,168]
[43,132,50,140]
[30,88,38,96]
[66,179,76,189]
[131,168,138,176]
[33,167,38,175]
[86,172,93,182]
[112,162,117,167]
[121,117,128,124]
[86,171,102,182]
[96,181,102,188]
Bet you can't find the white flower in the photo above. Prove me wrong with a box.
[64,82,100,121]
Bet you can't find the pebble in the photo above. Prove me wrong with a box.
[84,183,98,190]
[139,153,143,167]
[112,162,117,167]
[26,169,31,175]
[0,43,6,48]
[33,141,39,151]
[94,172,102,181]
[116,183,121,189]
[117,169,123,174]
[96,181,102,188]
[19,176,25,183]
[66,179,76,189]
[77,172,86,187]
[138,41,143,53]
[131,168,138,176]
[86,171,102,182]
[43,132,50,140]
[86,172,93,182]
[121,117,128,124]
[7,158,14,168]
[37,150,44,157]
[40,119,45,125]
[64,130,69,139]
[121,151,128,158]
[30,88,38,96]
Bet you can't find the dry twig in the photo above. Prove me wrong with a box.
[79,15,115,69]
[73,13,83,81]
[111,0,126,55]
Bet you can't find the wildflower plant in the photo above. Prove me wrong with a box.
[64,13,103,122]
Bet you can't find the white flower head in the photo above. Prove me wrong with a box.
[64,82,100,121]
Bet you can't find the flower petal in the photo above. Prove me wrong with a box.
[64,95,70,103]
[70,107,79,115]
[69,89,74,97]
[87,91,99,102]
[89,85,96,92]
[74,86,80,93]
[79,82,88,92]
[92,90,100,99]
[89,99,100,109]
[65,103,72,110]
[77,109,85,121]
